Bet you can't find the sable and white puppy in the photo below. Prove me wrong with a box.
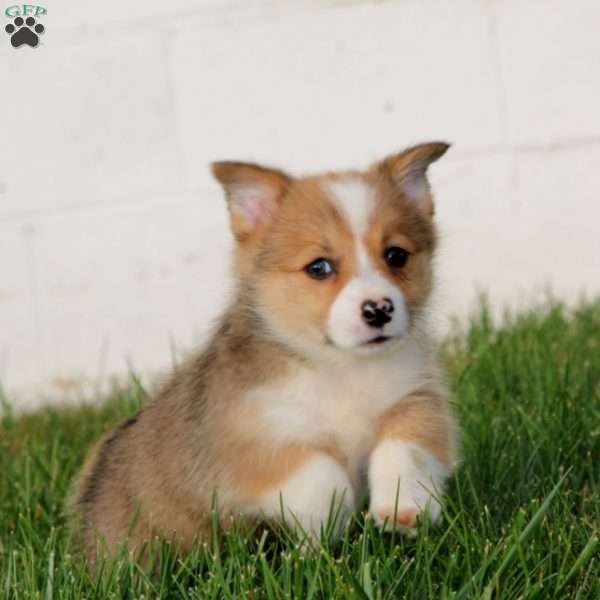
[71,142,457,567]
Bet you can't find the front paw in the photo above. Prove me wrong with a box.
[368,440,448,533]
[369,490,441,533]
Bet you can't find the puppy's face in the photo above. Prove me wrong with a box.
[212,143,448,358]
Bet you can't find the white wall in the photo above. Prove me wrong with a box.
[1,0,599,408]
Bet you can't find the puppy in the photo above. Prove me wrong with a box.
[70,142,457,568]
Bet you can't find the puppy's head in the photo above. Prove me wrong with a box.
[212,142,448,359]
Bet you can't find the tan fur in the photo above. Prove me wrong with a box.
[254,176,359,345]
[70,142,456,569]
[375,387,457,466]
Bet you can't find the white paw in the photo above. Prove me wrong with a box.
[248,453,355,539]
[368,440,448,533]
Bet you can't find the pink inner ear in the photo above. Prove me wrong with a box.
[401,171,428,202]
[240,194,271,226]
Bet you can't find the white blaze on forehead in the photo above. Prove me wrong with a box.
[325,178,375,242]
[323,178,410,349]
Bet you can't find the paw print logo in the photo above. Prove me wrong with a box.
[5,16,45,48]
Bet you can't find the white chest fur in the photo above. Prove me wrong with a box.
[245,335,436,496]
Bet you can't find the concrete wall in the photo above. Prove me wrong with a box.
[1,0,599,408]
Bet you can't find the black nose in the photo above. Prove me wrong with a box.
[361,298,394,328]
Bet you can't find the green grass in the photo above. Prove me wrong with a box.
[1,301,599,599]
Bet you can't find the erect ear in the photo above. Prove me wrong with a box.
[211,161,291,242]
[379,142,450,215]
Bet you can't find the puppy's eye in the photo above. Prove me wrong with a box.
[305,258,335,280]
[384,246,409,269]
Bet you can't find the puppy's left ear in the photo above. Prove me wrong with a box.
[378,142,450,215]
[211,161,291,242]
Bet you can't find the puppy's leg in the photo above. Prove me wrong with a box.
[368,388,456,532]
[234,445,355,539]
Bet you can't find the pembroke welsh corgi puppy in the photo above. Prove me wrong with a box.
[70,142,457,568]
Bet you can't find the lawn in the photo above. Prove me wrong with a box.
[1,301,599,599]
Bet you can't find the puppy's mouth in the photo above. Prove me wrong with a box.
[365,335,392,346]
[323,334,400,352]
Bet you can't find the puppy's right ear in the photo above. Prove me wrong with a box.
[378,142,450,216]
[211,161,291,242]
